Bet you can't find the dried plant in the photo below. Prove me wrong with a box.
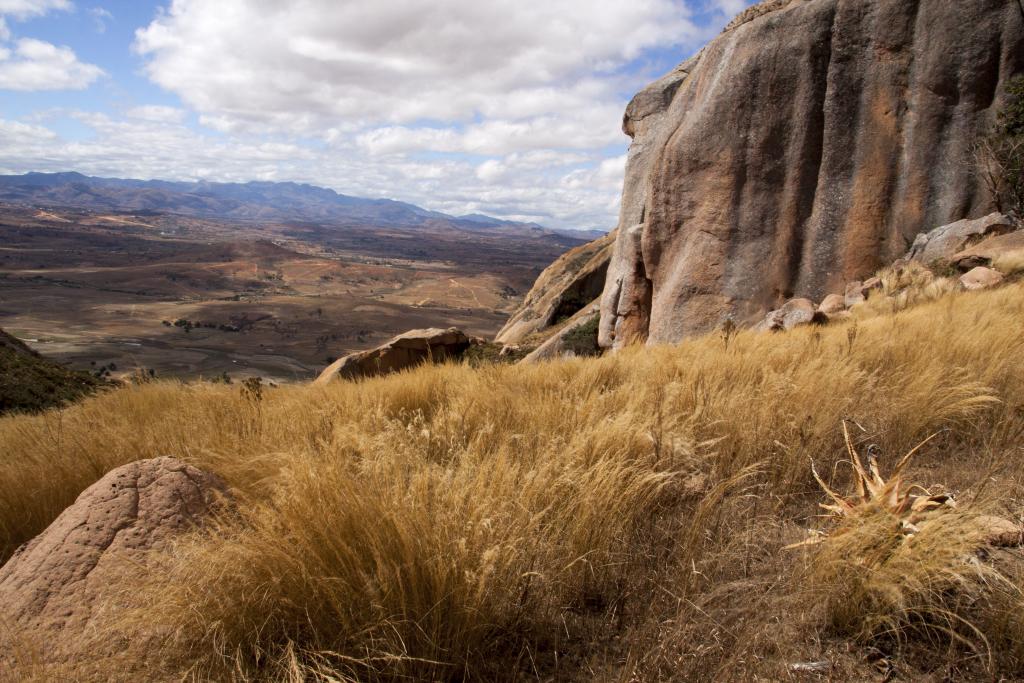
[787,424,952,549]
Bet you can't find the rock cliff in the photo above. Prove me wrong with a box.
[599,0,1024,348]
[495,230,613,345]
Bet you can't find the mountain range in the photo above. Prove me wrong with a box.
[0,172,607,240]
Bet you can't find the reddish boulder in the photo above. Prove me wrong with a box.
[315,327,472,383]
[0,458,228,650]
[959,266,1004,291]
[818,294,846,315]
[755,297,821,332]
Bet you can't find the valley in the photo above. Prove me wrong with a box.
[0,203,584,382]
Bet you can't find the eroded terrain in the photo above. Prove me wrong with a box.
[0,204,581,381]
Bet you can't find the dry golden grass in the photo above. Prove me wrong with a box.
[994,248,1024,276]
[2,279,1024,680]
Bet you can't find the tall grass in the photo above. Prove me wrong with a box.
[2,280,1024,680]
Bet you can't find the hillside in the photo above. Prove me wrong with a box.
[0,328,106,415]
[3,274,1024,680]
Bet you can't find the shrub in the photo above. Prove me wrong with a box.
[976,76,1024,215]
[560,315,601,357]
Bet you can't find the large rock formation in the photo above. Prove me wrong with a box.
[905,212,1016,265]
[315,327,472,383]
[0,458,228,651]
[520,302,602,363]
[599,0,1024,349]
[496,231,614,345]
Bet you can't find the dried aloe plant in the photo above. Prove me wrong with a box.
[787,424,953,548]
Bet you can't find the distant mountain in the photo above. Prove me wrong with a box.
[0,172,602,239]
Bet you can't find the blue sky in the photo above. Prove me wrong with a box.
[0,0,753,230]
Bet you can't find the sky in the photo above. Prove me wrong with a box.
[0,0,754,231]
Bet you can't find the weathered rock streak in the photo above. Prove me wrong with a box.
[600,0,1024,348]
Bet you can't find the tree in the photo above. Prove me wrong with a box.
[976,76,1024,215]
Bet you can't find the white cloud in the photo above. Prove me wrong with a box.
[0,112,630,229]
[0,0,71,20]
[0,117,56,141]
[0,1,105,92]
[134,0,703,135]
[0,37,104,90]
[711,0,749,16]
[126,104,185,123]
[88,6,112,33]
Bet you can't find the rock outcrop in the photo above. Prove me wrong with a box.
[950,230,1024,270]
[0,458,228,645]
[496,231,613,345]
[599,0,1024,349]
[906,213,1016,265]
[315,327,472,383]
[521,301,601,363]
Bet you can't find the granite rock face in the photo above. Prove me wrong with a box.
[906,213,1016,265]
[600,0,1024,348]
[520,301,601,363]
[497,231,613,345]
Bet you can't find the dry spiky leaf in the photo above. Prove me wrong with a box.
[787,425,952,549]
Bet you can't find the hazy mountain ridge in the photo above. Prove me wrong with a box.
[0,172,603,239]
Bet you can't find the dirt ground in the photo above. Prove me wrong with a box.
[0,205,579,382]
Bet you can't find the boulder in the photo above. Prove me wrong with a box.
[755,297,821,333]
[950,230,1024,271]
[497,231,613,345]
[315,327,472,383]
[521,302,601,363]
[598,0,1024,349]
[978,515,1023,548]
[862,277,882,295]
[844,281,866,308]
[0,458,228,646]
[906,213,1016,265]
[818,293,846,315]
[959,266,1004,291]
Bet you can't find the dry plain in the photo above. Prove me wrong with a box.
[0,204,582,381]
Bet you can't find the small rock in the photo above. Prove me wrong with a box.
[979,515,1022,547]
[844,281,866,308]
[959,266,1004,291]
[861,276,882,296]
[756,298,819,332]
[0,458,229,662]
[818,293,846,315]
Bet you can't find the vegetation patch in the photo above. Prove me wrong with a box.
[560,314,601,357]
[0,331,108,416]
